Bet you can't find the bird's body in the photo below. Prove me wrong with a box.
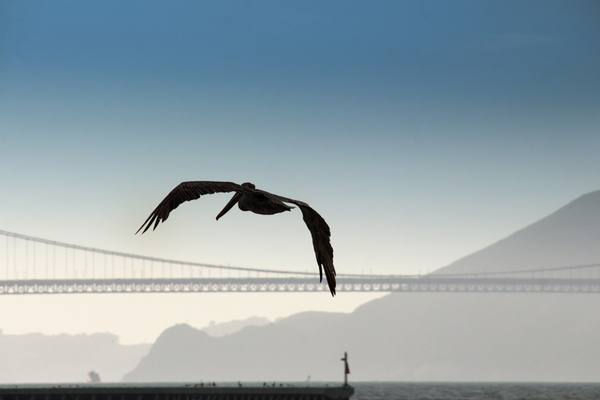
[137,181,336,295]
[238,195,288,213]
[231,183,294,216]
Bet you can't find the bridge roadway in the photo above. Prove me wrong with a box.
[1,276,599,295]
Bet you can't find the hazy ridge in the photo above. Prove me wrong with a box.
[123,190,600,382]
[434,190,600,275]
[0,318,270,383]
[0,332,150,383]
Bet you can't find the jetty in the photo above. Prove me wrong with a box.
[0,384,354,400]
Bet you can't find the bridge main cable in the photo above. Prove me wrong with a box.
[0,229,319,278]
[2,228,600,281]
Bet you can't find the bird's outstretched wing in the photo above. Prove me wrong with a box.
[137,181,245,234]
[274,195,336,296]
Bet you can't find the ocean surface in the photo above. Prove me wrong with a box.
[350,382,600,400]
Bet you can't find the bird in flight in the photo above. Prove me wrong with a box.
[137,181,336,295]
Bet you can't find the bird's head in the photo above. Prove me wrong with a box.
[241,182,256,189]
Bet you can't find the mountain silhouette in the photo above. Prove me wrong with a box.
[123,191,600,382]
[434,190,600,275]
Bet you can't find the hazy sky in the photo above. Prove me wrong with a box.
[1,0,599,344]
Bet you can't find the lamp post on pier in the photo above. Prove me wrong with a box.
[341,352,350,386]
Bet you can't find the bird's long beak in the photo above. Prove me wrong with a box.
[216,192,243,220]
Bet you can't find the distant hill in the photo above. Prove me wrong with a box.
[0,331,150,383]
[434,190,600,275]
[201,316,270,337]
[122,190,600,382]
[123,294,600,382]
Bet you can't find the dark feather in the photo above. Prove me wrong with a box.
[136,181,244,234]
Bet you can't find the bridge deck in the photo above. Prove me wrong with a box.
[1,277,599,295]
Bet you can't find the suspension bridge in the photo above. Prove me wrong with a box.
[1,229,600,295]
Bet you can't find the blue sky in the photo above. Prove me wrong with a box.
[1,0,599,343]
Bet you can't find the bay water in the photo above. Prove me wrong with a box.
[351,382,600,400]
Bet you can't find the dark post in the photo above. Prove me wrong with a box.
[341,352,350,386]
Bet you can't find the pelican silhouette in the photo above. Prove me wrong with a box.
[137,181,336,295]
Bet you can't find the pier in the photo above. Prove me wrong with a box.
[0,384,354,400]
